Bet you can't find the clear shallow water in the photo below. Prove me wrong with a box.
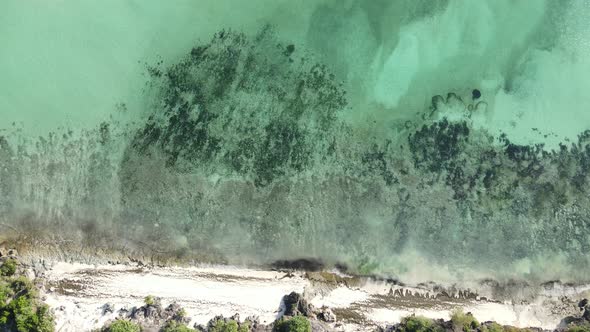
[1,1,590,283]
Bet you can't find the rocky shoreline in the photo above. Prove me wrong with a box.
[2,249,590,332]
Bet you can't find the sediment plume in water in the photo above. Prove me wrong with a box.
[1,1,590,285]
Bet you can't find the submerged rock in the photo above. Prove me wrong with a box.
[125,25,346,188]
[271,258,325,272]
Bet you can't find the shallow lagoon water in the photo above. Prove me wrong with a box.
[2,1,590,285]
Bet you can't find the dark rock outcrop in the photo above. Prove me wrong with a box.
[116,300,190,330]
[282,292,314,317]
[316,308,336,323]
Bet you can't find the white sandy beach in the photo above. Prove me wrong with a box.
[40,262,588,331]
